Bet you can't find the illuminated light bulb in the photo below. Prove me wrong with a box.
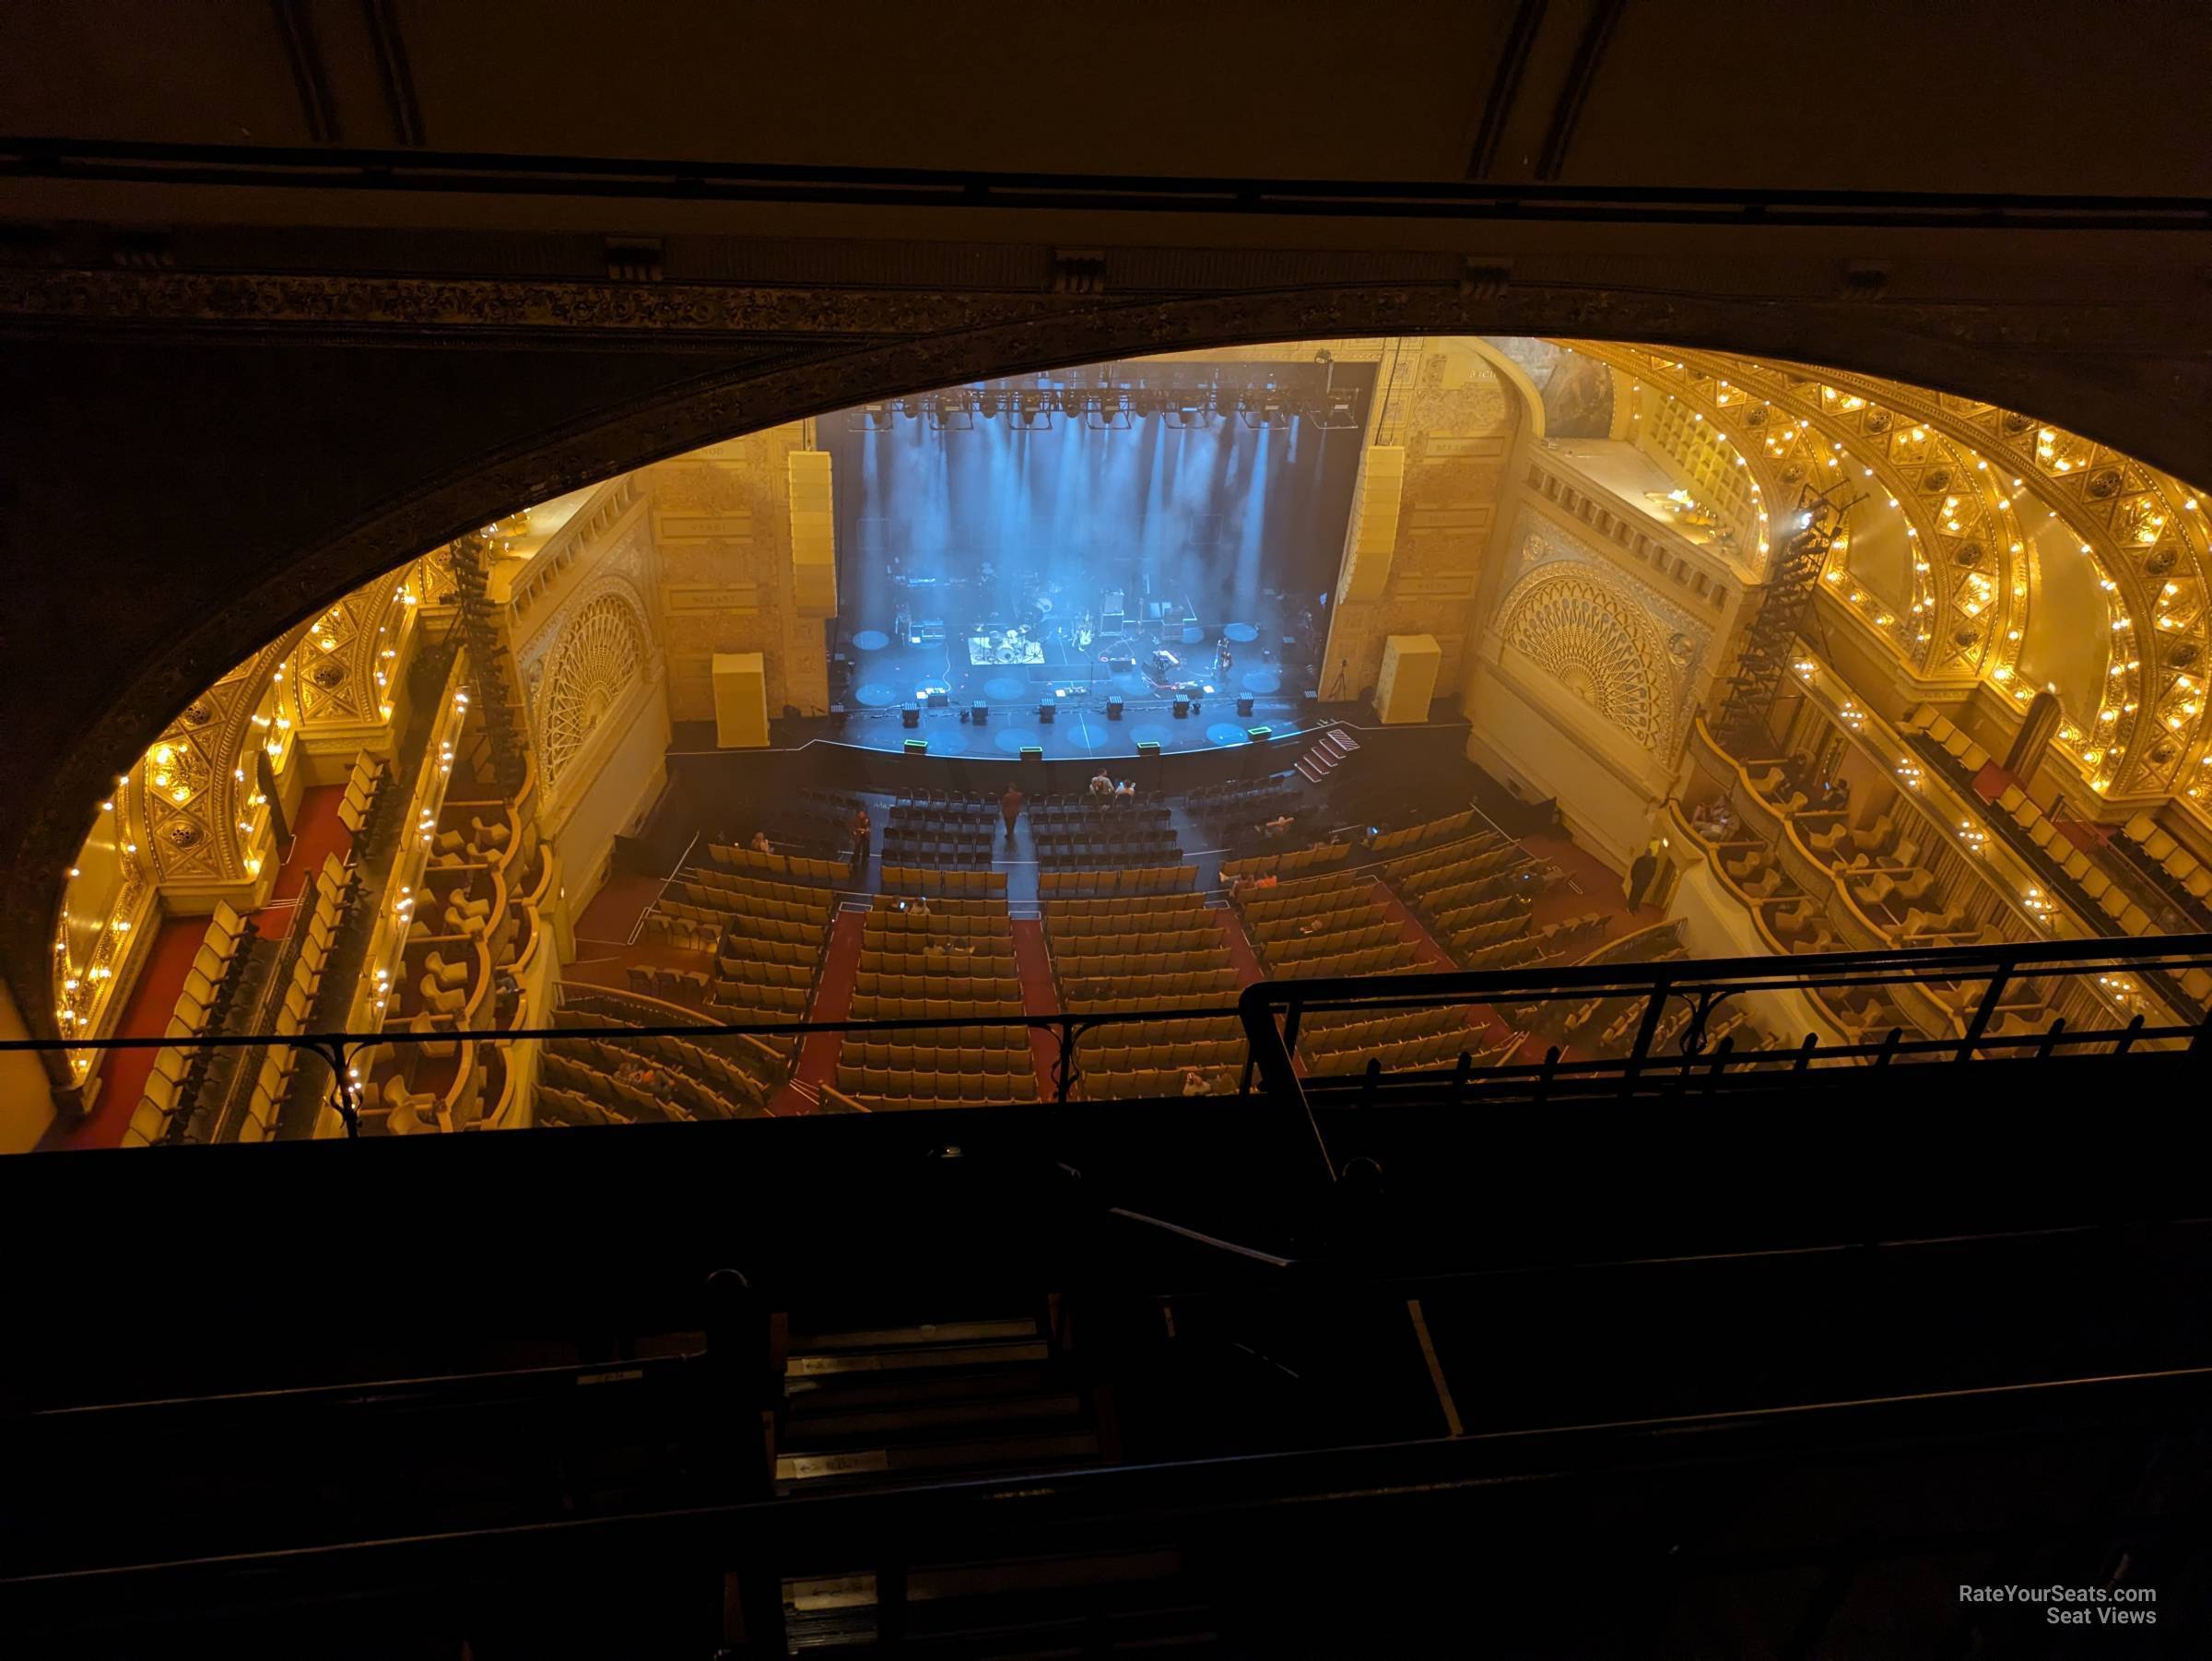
[99,800,112,812]
[65,866,78,878]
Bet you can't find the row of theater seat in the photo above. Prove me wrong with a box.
[122,900,263,1148]
[882,864,1008,897]
[1307,1025,1520,1080]
[1218,843,1347,884]
[844,898,1029,1107]
[555,1003,787,1099]
[708,842,852,886]
[1037,865,1197,897]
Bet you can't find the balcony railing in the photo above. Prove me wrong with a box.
[6,933,2209,1145]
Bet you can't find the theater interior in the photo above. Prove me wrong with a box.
[4,6,2211,1655]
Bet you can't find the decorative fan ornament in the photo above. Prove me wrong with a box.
[1501,572,1669,750]
[539,595,644,788]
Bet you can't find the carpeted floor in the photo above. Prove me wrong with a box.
[575,875,665,947]
[1210,906,1267,989]
[41,916,206,1151]
[268,785,350,903]
[1009,918,1064,1102]
[781,909,865,1113]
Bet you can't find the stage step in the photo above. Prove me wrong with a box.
[1321,726,1361,755]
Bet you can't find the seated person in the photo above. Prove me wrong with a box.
[1113,779,1135,801]
[1182,1066,1210,1098]
[1089,769,1115,796]
[1818,776,1851,813]
[1261,814,1295,840]
[750,830,773,854]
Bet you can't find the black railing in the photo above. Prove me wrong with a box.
[7,933,2209,1142]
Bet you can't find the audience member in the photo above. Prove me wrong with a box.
[749,830,772,854]
[1089,769,1114,797]
[1113,779,1135,801]
[1000,782,1026,840]
[1182,1066,1210,1098]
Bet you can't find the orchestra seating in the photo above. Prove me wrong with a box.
[1182,772,1302,848]
[1033,807,1182,870]
[881,863,1007,898]
[1218,842,1348,885]
[537,993,784,1125]
[1233,870,1423,982]
[1036,864,1196,899]
[1498,921,1699,1054]
[838,898,1036,1110]
[1382,830,1557,966]
[660,870,840,1036]
[706,840,853,887]
[882,797,994,869]
[1045,893,1244,1098]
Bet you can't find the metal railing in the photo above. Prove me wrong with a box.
[6,933,2208,1144]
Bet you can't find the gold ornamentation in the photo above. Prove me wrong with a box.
[536,593,646,791]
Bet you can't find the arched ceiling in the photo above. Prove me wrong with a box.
[1557,345,2212,807]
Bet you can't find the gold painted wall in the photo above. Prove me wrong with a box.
[646,424,832,726]
[1322,341,1518,704]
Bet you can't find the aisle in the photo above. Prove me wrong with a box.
[1010,918,1063,1103]
[779,909,865,1113]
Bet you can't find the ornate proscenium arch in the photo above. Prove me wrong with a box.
[9,273,2212,1040]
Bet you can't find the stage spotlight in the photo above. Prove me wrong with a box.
[1008,393,1053,430]
[900,396,928,421]
[1314,393,1362,430]
[978,391,1001,419]
[927,394,972,431]
[847,402,895,431]
[1087,395,1132,431]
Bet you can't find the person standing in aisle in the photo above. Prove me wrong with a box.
[1000,781,1026,842]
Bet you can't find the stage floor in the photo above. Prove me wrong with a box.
[829,623,1318,760]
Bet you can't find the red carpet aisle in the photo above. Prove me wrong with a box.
[1010,919,1064,1103]
[41,918,204,1151]
[268,786,349,903]
[779,909,864,1114]
[1210,906,1266,989]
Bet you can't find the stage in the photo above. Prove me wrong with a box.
[829,596,1316,764]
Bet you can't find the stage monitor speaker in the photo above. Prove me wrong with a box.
[1374,633,1442,725]
[901,703,920,728]
[1020,745,1043,761]
[972,701,989,725]
[1173,696,1191,718]
[712,652,770,749]
[926,689,949,708]
[902,738,928,755]
[1135,740,1161,758]
[1247,726,1273,743]
[1038,701,1055,723]
[1236,694,1254,717]
[1107,697,1124,719]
